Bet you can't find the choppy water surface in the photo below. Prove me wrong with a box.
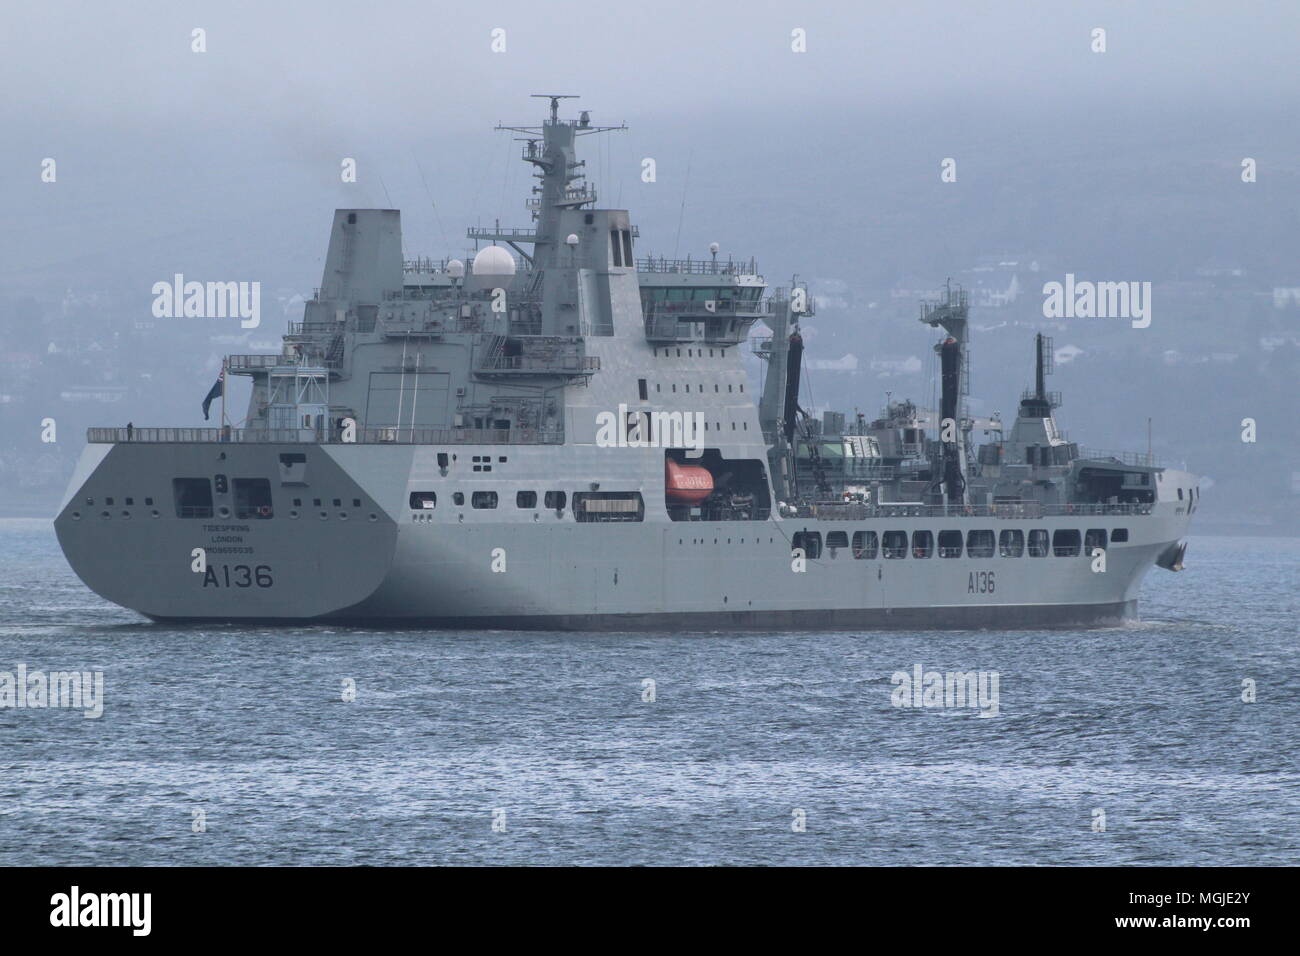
[0,518,1295,865]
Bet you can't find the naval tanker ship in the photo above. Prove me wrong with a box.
[55,96,1197,628]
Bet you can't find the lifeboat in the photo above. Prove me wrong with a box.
[665,458,713,504]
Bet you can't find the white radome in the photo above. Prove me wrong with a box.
[471,245,516,276]
[446,258,465,278]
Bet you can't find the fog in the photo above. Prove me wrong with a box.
[2,0,1297,530]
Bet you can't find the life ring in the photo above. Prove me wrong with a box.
[258,505,272,517]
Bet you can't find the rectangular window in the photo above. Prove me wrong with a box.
[516,490,537,509]
[1084,529,1108,555]
[544,491,566,511]
[938,530,963,558]
[471,491,498,509]
[621,230,634,267]
[852,530,878,559]
[792,531,822,559]
[911,530,933,558]
[999,529,1025,557]
[638,378,648,401]
[409,491,437,510]
[1111,528,1129,542]
[1028,529,1049,557]
[234,478,274,519]
[172,478,213,519]
[574,491,644,522]
[610,231,623,267]
[826,531,849,552]
[882,531,907,559]
[1053,529,1082,557]
[966,530,995,559]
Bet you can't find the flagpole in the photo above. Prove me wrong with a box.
[221,356,227,429]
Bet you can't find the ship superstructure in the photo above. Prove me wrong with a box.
[54,97,1196,627]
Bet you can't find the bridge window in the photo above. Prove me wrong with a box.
[545,490,566,511]
[852,530,878,559]
[966,530,995,559]
[233,478,273,519]
[912,530,933,558]
[453,492,465,506]
[172,478,213,519]
[1084,529,1108,555]
[1111,528,1129,542]
[1028,529,1049,557]
[999,529,1024,557]
[516,490,537,509]
[792,531,822,559]
[882,531,907,559]
[1052,529,1082,557]
[826,531,849,553]
[938,530,963,558]
[409,492,436,510]
[471,491,498,509]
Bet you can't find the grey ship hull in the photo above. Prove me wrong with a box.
[55,440,1194,629]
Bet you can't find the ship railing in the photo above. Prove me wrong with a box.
[787,501,1155,521]
[464,227,539,241]
[1021,388,1063,408]
[635,256,760,276]
[226,354,289,370]
[87,426,564,445]
[403,256,463,273]
[478,354,600,373]
[643,315,757,346]
[1078,447,1162,467]
[286,320,342,336]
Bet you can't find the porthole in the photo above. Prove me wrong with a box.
[319,511,328,520]
[150,509,160,518]
[338,512,348,520]
[121,511,131,519]
[71,511,81,520]
[218,507,231,518]
[100,511,110,519]
[289,510,299,519]
[368,513,378,522]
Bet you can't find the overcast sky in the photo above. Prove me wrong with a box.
[3,1,1296,290]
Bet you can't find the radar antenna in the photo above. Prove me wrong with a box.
[530,94,578,123]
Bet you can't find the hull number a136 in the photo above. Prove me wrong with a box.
[202,564,274,588]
